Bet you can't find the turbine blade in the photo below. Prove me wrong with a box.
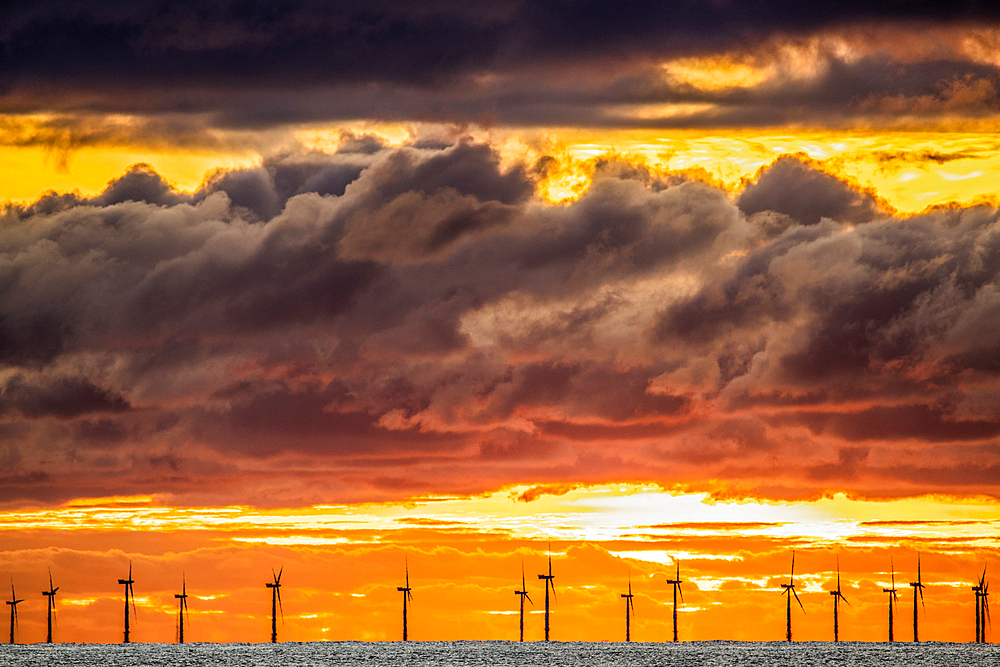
[792,587,804,612]
[551,580,558,604]
[277,588,284,623]
[840,591,852,608]
[678,583,684,602]
[525,593,533,606]
[791,551,796,580]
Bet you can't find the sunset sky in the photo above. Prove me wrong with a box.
[1,0,999,645]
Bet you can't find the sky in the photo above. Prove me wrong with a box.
[0,0,998,645]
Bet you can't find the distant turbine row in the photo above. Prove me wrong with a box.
[3,553,992,644]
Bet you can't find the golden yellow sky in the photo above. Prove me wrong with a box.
[4,123,998,216]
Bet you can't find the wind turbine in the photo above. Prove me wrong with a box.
[883,558,899,642]
[780,551,804,642]
[118,562,137,643]
[973,566,985,643]
[175,575,190,644]
[42,569,58,643]
[514,562,533,641]
[537,547,557,641]
[621,571,636,642]
[6,581,23,644]
[266,567,284,643]
[665,560,684,642]
[908,554,925,642]
[828,557,850,642]
[397,559,413,641]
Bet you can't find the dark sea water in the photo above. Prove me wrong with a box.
[0,641,996,667]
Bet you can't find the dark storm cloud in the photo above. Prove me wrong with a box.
[0,144,998,504]
[3,2,1000,129]
[0,375,129,418]
[737,156,885,226]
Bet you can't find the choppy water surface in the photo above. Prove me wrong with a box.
[1,641,997,667]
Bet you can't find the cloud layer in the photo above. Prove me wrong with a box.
[0,136,997,505]
[4,2,1000,135]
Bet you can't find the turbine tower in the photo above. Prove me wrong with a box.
[266,567,284,643]
[828,557,849,642]
[621,571,636,642]
[883,558,899,642]
[665,560,684,642]
[175,575,190,644]
[908,554,925,642]
[117,562,137,644]
[6,581,23,644]
[514,562,533,641]
[780,551,804,642]
[537,548,557,641]
[42,569,58,644]
[397,559,413,641]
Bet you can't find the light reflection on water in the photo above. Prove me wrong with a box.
[1,641,997,667]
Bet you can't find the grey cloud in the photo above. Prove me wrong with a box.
[0,375,129,418]
[4,3,1000,133]
[0,143,997,504]
[737,156,885,226]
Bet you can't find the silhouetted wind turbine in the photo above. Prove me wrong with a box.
[266,567,284,643]
[621,571,636,642]
[118,562,137,643]
[537,547,557,641]
[781,551,804,642]
[175,575,190,644]
[828,557,849,642]
[666,560,683,642]
[514,562,533,641]
[883,558,899,642]
[397,559,413,641]
[6,581,23,644]
[42,569,58,643]
[973,566,985,643]
[909,554,925,642]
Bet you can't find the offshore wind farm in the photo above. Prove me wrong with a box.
[0,552,994,646]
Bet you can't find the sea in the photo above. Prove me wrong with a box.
[0,641,996,667]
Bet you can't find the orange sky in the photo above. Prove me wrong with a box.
[1,487,997,643]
